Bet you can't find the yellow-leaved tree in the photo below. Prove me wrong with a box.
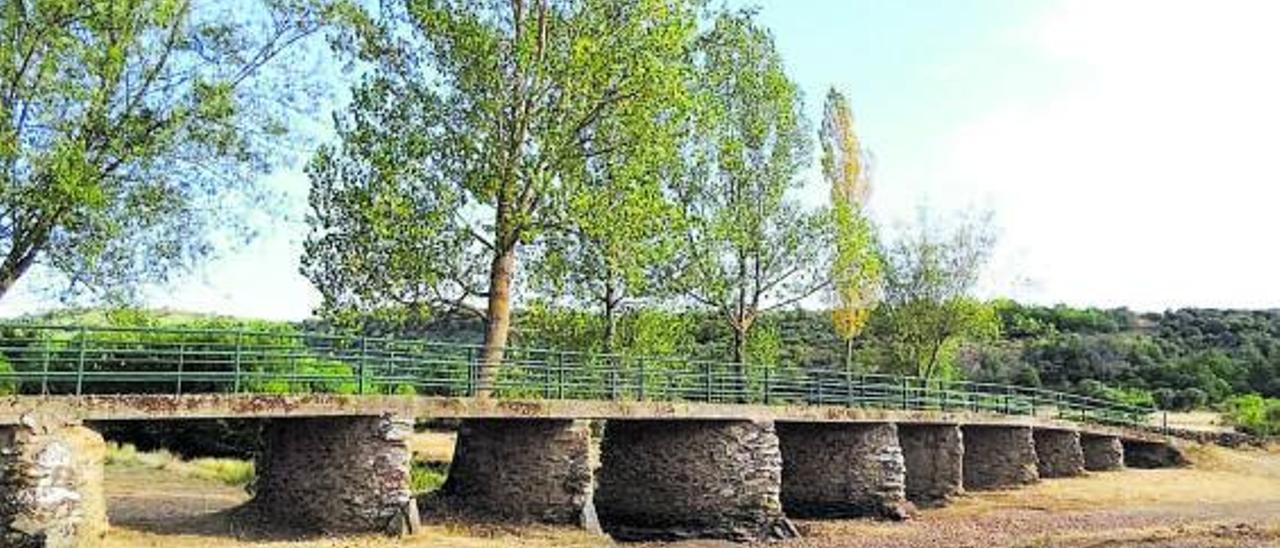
[821,88,883,371]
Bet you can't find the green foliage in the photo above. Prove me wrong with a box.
[0,308,360,395]
[822,88,882,362]
[1223,394,1280,437]
[0,354,14,395]
[870,210,997,378]
[0,0,339,302]
[410,460,448,494]
[303,0,700,329]
[671,10,828,366]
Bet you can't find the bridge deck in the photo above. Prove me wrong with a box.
[0,394,1167,443]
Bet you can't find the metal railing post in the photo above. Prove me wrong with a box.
[176,342,185,396]
[465,347,475,397]
[358,336,368,395]
[637,358,645,401]
[901,377,908,410]
[40,337,50,396]
[816,370,824,405]
[232,330,243,393]
[763,365,771,405]
[556,352,565,400]
[704,362,712,402]
[845,368,853,407]
[614,355,624,396]
[75,326,86,396]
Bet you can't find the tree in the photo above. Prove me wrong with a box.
[875,210,997,379]
[528,76,688,353]
[0,0,339,304]
[302,0,698,394]
[820,87,882,372]
[672,11,828,375]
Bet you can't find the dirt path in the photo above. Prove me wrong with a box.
[102,443,1280,547]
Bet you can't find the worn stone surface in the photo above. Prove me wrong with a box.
[1123,440,1189,469]
[245,415,413,535]
[1034,429,1085,478]
[898,424,964,506]
[962,425,1039,490]
[0,419,107,548]
[1081,434,1125,471]
[596,420,795,542]
[434,419,596,530]
[777,422,911,519]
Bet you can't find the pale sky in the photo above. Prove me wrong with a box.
[6,0,1280,320]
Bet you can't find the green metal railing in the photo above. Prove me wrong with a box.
[0,324,1156,426]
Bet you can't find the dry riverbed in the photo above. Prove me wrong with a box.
[103,437,1280,547]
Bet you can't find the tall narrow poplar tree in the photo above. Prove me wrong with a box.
[821,88,883,371]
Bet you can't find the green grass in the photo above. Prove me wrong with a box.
[411,459,448,493]
[106,442,255,486]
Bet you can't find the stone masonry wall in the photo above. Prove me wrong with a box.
[776,423,910,519]
[962,425,1039,490]
[246,415,416,535]
[0,419,107,548]
[1080,434,1125,471]
[1033,429,1085,478]
[898,424,964,506]
[437,419,595,529]
[595,420,795,542]
[1123,440,1189,469]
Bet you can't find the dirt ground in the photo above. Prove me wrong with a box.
[103,441,1280,548]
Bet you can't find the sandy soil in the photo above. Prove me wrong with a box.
[103,441,1280,548]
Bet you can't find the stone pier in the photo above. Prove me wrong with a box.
[1081,434,1125,471]
[437,419,595,529]
[595,420,795,542]
[1033,429,1085,478]
[246,415,417,535]
[776,423,910,519]
[898,424,964,506]
[962,425,1039,490]
[1123,440,1188,469]
[0,419,107,548]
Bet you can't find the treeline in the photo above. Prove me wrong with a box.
[12,304,1280,436]
[56,303,1276,412]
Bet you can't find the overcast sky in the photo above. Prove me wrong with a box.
[6,0,1279,320]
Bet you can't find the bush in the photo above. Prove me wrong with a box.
[0,355,15,395]
[1223,394,1280,436]
[410,460,447,493]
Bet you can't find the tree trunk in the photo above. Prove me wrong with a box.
[475,246,517,398]
[731,323,747,401]
[0,246,39,304]
[602,279,617,354]
[844,337,854,373]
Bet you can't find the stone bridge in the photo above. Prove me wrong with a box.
[0,394,1184,546]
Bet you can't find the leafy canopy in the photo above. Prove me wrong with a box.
[1,0,340,303]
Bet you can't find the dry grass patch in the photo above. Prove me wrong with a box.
[106,442,254,486]
[104,522,608,548]
[408,430,456,463]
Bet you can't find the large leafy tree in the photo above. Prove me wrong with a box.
[303,0,698,394]
[528,65,689,353]
[874,211,998,379]
[821,87,882,371]
[0,0,337,304]
[673,11,828,372]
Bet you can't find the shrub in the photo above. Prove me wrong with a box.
[0,355,15,395]
[410,460,447,493]
[1223,394,1280,437]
